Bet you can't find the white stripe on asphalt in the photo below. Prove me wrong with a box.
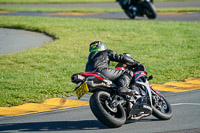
[171,103,200,106]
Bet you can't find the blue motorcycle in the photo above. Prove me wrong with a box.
[117,0,157,19]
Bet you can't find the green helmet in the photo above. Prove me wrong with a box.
[89,41,107,53]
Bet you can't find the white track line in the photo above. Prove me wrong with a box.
[171,103,200,106]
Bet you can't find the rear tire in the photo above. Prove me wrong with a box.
[124,9,136,19]
[89,91,126,128]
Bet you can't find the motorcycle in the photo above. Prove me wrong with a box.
[71,57,172,128]
[117,0,157,19]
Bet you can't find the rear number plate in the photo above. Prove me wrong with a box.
[75,82,89,99]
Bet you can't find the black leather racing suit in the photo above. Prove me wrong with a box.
[85,49,137,92]
[118,0,130,10]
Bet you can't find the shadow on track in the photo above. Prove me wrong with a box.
[126,118,160,125]
[0,120,107,132]
[0,118,160,132]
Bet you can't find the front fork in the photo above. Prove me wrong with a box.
[135,79,153,108]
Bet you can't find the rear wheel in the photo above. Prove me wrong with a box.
[89,91,126,128]
[124,9,136,19]
[152,93,172,120]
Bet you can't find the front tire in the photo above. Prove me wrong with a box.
[152,94,172,120]
[142,2,157,19]
[89,91,126,128]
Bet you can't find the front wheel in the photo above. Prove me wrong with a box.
[152,93,172,120]
[143,2,157,19]
[89,91,126,128]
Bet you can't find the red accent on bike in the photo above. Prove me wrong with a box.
[133,71,147,81]
[150,86,161,97]
[73,72,105,80]
[133,71,147,76]
[115,67,125,70]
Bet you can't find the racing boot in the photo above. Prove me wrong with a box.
[118,72,134,96]
[118,87,135,96]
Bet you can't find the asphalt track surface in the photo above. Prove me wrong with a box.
[0,2,200,133]
[0,28,53,55]
[0,90,200,133]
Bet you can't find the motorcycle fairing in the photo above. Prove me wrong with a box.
[72,72,117,93]
[135,79,153,108]
[133,71,147,82]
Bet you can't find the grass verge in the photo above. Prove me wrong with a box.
[0,0,200,4]
[0,0,115,4]
[0,16,200,107]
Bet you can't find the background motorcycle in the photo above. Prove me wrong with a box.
[117,0,157,19]
[71,61,172,128]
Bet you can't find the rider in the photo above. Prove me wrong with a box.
[85,41,139,96]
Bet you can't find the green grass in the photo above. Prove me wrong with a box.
[0,0,200,3]
[0,16,200,107]
[0,0,114,4]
